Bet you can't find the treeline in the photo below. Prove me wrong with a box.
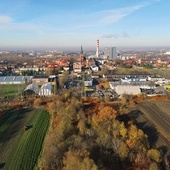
[154,69,170,79]
[39,94,163,170]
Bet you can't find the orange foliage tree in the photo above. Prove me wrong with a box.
[98,106,117,122]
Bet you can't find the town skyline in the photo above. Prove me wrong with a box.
[0,0,170,49]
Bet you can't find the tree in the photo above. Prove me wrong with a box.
[34,98,43,106]
[57,116,74,140]
[149,162,160,170]
[45,67,53,75]
[100,79,110,89]
[59,71,69,88]
[100,65,110,75]
[63,149,98,170]
[77,119,86,135]
[118,141,129,159]
[147,149,161,163]
[66,103,77,120]
[104,95,110,103]
[126,125,149,151]
[47,102,56,118]
[119,122,127,139]
[98,106,117,122]
[119,104,129,114]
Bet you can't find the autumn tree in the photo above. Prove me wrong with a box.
[119,122,128,139]
[147,149,161,163]
[149,162,160,170]
[77,119,86,136]
[59,71,69,88]
[63,149,98,170]
[66,103,77,120]
[126,125,149,152]
[97,106,117,122]
[47,102,56,118]
[119,104,129,115]
[39,92,166,170]
[118,141,129,159]
[99,65,110,76]
[34,98,43,106]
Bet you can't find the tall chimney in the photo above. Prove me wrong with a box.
[96,39,99,57]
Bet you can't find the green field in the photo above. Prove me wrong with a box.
[0,84,26,99]
[0,108,50,170]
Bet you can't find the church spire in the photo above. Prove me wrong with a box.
[80,45,84,64]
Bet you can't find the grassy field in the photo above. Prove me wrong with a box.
[0,84,26,99]
[0,108,50,170]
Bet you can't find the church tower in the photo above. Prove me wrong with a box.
[80,45,84,64]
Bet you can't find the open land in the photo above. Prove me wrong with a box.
[0,84,26,99]
[130,101,170,156]
[0,108,50,170]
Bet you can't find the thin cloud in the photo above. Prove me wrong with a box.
[102,34,118,38]
[0,16,12,24]
[100,4,147,24]
[0,3,149,36]
[67,4,147,28]
[122,32,129,38]
[0,15,47,35]
[102,32,129,39]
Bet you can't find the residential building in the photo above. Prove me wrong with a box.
[73,62,82,73]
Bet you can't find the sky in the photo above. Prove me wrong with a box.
[0,0,170,50]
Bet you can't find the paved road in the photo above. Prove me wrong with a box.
[137,101,170,142]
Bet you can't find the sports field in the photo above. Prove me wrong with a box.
[0,108,50,170]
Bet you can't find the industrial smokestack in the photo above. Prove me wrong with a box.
[96,39,99,57]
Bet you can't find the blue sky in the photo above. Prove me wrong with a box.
[0,0,170,50]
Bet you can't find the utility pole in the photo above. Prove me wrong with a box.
[81,72,87,99]
[81,73,84,98]
[54,76,57,95]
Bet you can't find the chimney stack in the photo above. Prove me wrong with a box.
[96,39,99,57]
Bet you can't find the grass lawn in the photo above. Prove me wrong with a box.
[0,84,26,99]
[0,108,50,170]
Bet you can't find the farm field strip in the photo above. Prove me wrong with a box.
[139,102,170,129]
[9,129,32,170]
[138,102,170,141]
[7,109,50,170]
[0,110,34,162]
[0,135,22,163]
[155,102,170,117]
[129,108,170,154]
[146,103,170,126]
[21,112,49,169]
[146,102,170,120]
[0,108,50,170]
[0,110,20,133]
[0,110,32,166]
[145,103,170,127]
